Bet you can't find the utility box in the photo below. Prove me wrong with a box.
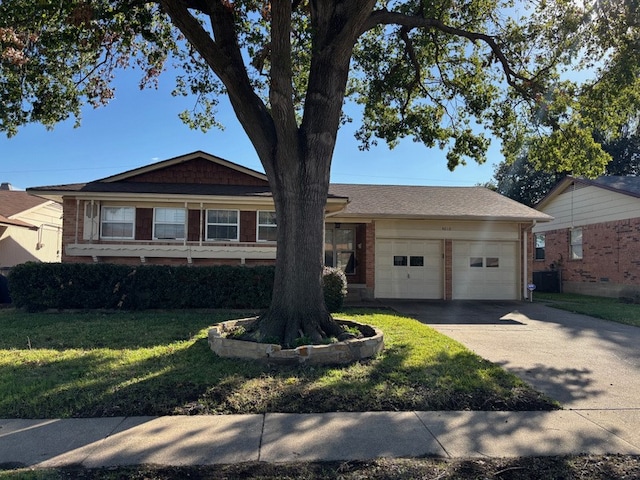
[532,271,561,293]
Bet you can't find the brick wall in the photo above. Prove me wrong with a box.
[123,158,268,186]
[61,198,79,262]
[347,224,367,284]
[240,211,257,242]
[136,208,153,240]
[364,222,375,297]
[444,239,453,300]
[534,217,640,296]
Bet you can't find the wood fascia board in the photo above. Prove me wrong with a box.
[54,192,349,210]
[61,192,275,206]
[332,213,552,223]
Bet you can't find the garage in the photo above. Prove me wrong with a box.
[452,241,518,300]
[375,239,443,299]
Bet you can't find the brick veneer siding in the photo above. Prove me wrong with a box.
[345,224,367,285]
[61,198,79,263]
[364,222,375,297]
[123,158,269,186]
[240,211,257,242]
[444,239,453,300]
[534,217,640,297]
[137,208,153,240]
[61,198,273,265]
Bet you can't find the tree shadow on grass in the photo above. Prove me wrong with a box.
[0,332,556,419]
[195,341,557,415]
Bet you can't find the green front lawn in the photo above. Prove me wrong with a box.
[0,309,556,418]
[534,292,640,327]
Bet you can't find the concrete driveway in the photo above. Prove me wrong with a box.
[386,301,640,410]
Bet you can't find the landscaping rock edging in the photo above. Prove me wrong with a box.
[208,317,384,365]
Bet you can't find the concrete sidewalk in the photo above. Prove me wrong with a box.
[3,410,640,469]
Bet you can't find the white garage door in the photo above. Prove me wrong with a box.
[453,241,518,300]
[376,239,443,299]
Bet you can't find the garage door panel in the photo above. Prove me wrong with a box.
[453,241,518,300]
[376,239,443,299]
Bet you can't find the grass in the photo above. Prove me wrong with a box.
[534,292,640,327]
[0,308,555,419]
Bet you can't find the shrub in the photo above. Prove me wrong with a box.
[8,262,275,311]
[8,262,346,312]
[323,266,348,312]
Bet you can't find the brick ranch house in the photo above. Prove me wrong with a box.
[533,175,640,298]
[28,151,551,301]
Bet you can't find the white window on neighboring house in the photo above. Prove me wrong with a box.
[570,227,583,260]
[101,206,135,239]
[153,207,185,240]
[206,209,239,241]
[257,211,277,242]
[535,233,546,260]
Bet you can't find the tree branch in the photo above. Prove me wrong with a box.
[269,0,298,150]
[363,9,539,98]
[159,0,276,159]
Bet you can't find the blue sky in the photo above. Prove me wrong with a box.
[0,69,500,191]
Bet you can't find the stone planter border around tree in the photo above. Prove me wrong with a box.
[208,317,384,366]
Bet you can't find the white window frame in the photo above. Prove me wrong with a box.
[570,227,583,260]
[153,207,186,241]
[257,210,277,242]
[206,209,240,241]
[535,233,546,260]
[100,206,135,240]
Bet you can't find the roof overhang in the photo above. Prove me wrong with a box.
[27,188,350,213]
[0,214,37,229]
[331,213,553,223]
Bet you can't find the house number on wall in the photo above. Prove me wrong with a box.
[441,226,452,231]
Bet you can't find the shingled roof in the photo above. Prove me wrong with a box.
[329,184,552,221]
[27,151,549,223]
[0,190,50,228]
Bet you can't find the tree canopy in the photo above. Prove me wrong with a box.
[1,1,637,171]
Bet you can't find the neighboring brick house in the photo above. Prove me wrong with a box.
[29,151,551,301]
[532,176,640,297]
[0,183,62,272]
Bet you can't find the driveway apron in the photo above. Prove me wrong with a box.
[386,301,640,410]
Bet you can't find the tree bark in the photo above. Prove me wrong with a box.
[251,149,343,347]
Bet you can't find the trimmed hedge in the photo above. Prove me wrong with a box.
[8,262,274,312]
[8,262,347,312]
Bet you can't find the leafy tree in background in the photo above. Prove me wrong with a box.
[491,153,562,207]
[493,122,640,207]
[1,0,638,345]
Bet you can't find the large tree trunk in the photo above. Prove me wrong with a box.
[249,149,344,347]
[163,0,376,345]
